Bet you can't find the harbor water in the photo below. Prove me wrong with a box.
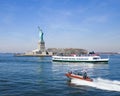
[0,54,120,96]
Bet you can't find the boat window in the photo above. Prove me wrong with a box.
[93,58,99,59]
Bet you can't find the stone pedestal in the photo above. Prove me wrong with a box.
[38,41,45,52]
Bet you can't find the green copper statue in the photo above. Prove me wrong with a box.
[38,26,44,42]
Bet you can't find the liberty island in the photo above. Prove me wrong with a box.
[14,27,88,57]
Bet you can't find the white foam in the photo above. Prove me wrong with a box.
[71,78,120,92]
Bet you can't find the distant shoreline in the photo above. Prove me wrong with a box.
[14,53,52,57]
[0,52,120,56]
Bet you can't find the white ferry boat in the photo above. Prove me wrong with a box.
[52,55,109,62]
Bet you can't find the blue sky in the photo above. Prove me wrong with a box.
[0,0,120,53]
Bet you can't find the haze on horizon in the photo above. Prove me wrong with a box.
[0,0,120,53]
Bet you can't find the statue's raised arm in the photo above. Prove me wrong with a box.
[38,26,44,42]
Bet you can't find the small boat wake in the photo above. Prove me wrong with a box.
[71,78,120,92]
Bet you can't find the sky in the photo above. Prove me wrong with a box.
[0,0,120,53]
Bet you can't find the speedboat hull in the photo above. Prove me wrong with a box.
[65,72,93,82]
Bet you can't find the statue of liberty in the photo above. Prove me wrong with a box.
[38,26,44,42]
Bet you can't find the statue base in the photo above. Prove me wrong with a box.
[38,41,45,52]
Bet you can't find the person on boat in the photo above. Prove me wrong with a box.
[77,72,82,75]
[83,71,87,79]
[68,71,72,74]
[77,72,80,75]
[82,69,87,79]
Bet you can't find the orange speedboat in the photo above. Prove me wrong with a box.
[65,72,93,82]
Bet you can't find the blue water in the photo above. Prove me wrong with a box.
[0,54,120,96]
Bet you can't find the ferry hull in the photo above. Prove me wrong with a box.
[52,59,109,62]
